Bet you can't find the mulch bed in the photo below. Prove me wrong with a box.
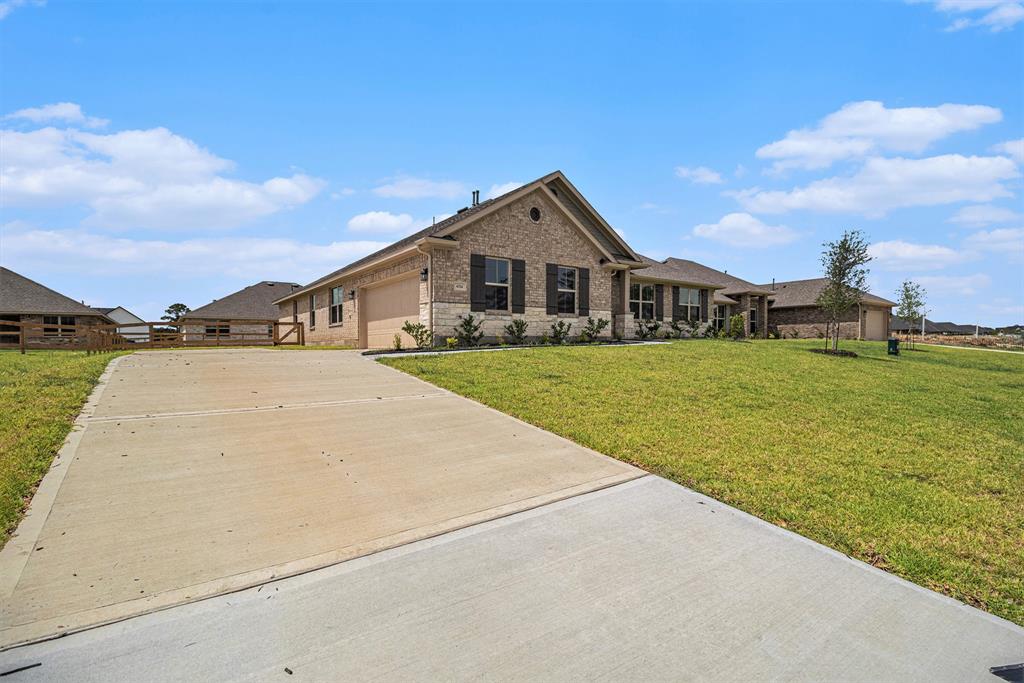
[363,340,645,356]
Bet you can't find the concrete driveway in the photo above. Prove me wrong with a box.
[0,349,640,648]
[1,477,1020,681]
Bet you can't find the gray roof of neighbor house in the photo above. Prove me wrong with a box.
[762,278,896,308]
[184,281,301,321]
[0,267,108,317]
[274,171,641,304]
[633,257,769,296]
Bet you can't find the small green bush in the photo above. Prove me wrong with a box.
[549,320,573,344]
[401,320,432,349]
[504,318,529,344]
[728,314,745,339]
[579,317,609,342]
[445,336,458,349]
[392,333,403,351]
[635,319,661,340]
[454,314,484,347]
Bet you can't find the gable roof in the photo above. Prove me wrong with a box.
[275,171,642,304]
[762,278,896,308]
[633,257,770,295]
[93,306,146,323]
[0,267,108,317]
[185,281,301,321]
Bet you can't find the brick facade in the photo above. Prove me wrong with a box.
[0,313,109,348]
[427,188,614,344]
[768,305,859,339]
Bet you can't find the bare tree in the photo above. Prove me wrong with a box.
[816,230,871,353]
[895,281,926,350]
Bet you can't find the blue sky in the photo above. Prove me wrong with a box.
[1,0,1022,324]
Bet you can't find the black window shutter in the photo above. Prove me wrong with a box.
[578,267,590,316]
[700,289,709,322]
[655,284,664,321]
[470,254,486,312]
[511,259,526,313]
[545,264,558,315]
[671,286,680,322]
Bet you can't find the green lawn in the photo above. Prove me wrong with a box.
[0,351,126,545]
[383,339,1024,625]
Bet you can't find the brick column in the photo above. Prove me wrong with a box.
[758,295,768,338]
[737,293,751,338]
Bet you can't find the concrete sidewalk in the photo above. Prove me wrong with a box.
[0,350,640,649]
[1,477,1019,682]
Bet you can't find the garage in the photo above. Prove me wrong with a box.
[361,275,420,348]
[864,308,887,341]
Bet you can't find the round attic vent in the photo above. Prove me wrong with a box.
[529,207,541,222]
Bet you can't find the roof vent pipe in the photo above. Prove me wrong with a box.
[472,190,480,206]
[772,278,775,290]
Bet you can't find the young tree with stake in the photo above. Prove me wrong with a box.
[895,281,926,350]
[816,230,872,353]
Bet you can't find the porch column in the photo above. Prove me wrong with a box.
[738,293,751,338]
[758,295,769,338]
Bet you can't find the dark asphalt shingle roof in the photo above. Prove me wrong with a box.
[0,267,106,316]
[633,257,769,295]
[761,278,896,308]
[185,281,301,321]
[276,171,641,304]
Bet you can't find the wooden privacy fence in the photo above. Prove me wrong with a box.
[0,319,304,354]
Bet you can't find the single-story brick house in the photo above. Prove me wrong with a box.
[0,267,114,347]
[183,281,300,341]
[274,171,726,348]
[761,278,895,340]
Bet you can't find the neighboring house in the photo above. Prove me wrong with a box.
[183,281,300,341]
[761,278,895,341]
[273,171,724,348]
[633,257,774,338]
[92,306,148,342]
[0,267,114,347]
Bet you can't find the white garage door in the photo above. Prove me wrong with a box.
[864,309,887,341]
[363,275,420,349]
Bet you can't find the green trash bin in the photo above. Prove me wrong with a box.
[888,338,900,356]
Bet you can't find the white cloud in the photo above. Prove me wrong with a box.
[0,119,325,229]
[330,188,355,200]
[756,101,1002,171]
[372,176,467,200]
[0,222,389,282]
[0,0,44,21]
[948,204,1022,226]
[5,102,107,128]
[675,166,724,184]
[915,273,992,296]
[990,138,1024,162]
[733,155,1019,216]
[931,0,1024,32]
[346,211,416,234]
[692,212,797,247]
[964,227,1024,253]
[485,181,523,199]
[868,240,968,271]
[734,164,748,179]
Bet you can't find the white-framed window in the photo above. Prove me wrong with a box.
[330,286,344,324]
[43,315,75,337]
[205,323,229,336]
[485,257,510,311]
[629,282,655,319]
[712,305,725,330]
[309,294,317,329]
[557,266,577,314]
[749,306,758,335]
[680,288,702,321]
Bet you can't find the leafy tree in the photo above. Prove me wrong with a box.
[816,230,871,353]
[161,303,190,322]
[895,281,926,350]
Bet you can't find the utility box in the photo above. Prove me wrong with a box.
[888,338,900,356]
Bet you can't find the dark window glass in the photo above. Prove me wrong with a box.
[205,324,229,336]
[557,267,575,291]
[309,295,316,329]
[43,315,75,337]
[557,291,576,314]
[485,285,509,310]
[529,207,541,222]
[330,286,344,324]
[629,283,655,319]
[484,258,509,285]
